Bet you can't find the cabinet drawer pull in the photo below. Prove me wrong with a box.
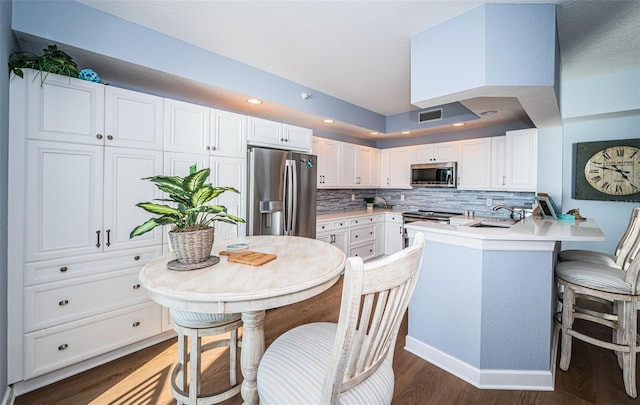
[106,229,111,247]
[59,266,68,273]
[96,134,103,140]
[107,134,113,140]
[134,255,140,261]
[133,284,141,290]
[132,321,141,328]
[58,344,68,351]
[96,230,101,248]
[58,299,69,306]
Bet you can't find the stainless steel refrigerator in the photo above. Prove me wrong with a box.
[247,146,317,238]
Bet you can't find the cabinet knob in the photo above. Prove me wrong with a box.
[280,138,285,142]
[354,235,358,238]
[58,299,69,306]
[58,344,69,351]
[133,284,141,290]
[59,266,68,273]
[134,255,140,261]
[132,321,141,328]
[107,135,113,140]
[206,146,211,150]
[96,134,103,140]
[211,146,216,151]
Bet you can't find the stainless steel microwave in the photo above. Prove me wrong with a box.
[410,162,457,188]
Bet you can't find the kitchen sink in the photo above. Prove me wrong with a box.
[469,221,514,228]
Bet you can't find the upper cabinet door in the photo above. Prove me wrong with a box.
[25,141,104,262]
[163,99,210,154]
[490,136,507,190]
[103,147,164,251]
[25,69,105,145]
[282,124,312,152]
[104,87,164,150]
[210,156,247,240]
[211,108,247,158]
[457,138,492,190]
[247,117,282,147]
[505,129,538,191]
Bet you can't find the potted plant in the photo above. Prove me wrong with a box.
[364,197,375,210]
[8,44,79,82]
[130,164,245,269]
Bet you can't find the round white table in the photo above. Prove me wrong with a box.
[139,235,346,405]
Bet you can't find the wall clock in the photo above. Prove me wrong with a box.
[574,138,640,202]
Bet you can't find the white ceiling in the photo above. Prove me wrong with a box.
[75,0,640,140]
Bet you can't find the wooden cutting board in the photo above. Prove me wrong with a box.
[219,250,277,266]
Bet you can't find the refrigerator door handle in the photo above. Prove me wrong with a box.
[284,160,295,235]
[291,160,298,234]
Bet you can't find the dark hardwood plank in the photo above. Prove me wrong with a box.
[15,276,639,404]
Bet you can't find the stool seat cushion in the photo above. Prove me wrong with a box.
[257,322,394,405]
[558,250,620,268]
[556,261,638,294]
[170,309,241,328]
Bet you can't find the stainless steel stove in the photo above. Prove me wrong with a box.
[401,210,461,224]
[402,209,462,247]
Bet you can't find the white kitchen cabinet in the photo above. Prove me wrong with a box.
[104,86,164,150]
[348,214,382,261]
[374,221,385,257]
[23,68,105,145]
[24,141,163,262]
[384,213,404,255]
[414,141,458,163]
[457,138,492,190]
[316,219,348,254]
[380,147,412,189]
[164,100,247,158]
[312,136,342,188]
[164,152,247,241]
[342,144,379,188]
[505,128,538,191]
[22,69,163,149]
[9,71,170,387]
[247,116,312,152]
[490,136,507,190]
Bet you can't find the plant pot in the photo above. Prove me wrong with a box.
[168,227,214,265]
[367,203,374,210]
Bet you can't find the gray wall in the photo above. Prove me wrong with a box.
[1,0,12,397]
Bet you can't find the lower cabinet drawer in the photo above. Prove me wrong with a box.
[24,268,151,332]
[350,243,376,261]
[349,225,375,245]
[24,302,162,379]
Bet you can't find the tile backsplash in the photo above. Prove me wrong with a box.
[317,188,535,218]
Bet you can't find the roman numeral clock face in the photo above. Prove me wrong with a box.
[584,145,640,197]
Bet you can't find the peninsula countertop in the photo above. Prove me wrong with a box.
[404,216,605,242]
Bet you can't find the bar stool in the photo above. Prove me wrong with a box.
[559,207,640,270]
[170,309,242,405]
[555,240,640,398]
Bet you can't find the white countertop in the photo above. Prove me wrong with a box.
[405,216,605,242]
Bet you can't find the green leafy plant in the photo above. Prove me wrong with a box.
[130,164,245,238]
[364,197,375,204]
[8,44,79,81]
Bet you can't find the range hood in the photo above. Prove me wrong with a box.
[410,4,561,128]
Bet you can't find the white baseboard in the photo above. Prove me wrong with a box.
[404,335,555,391]
[2,386,14,405]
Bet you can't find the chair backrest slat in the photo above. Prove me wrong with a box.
[321,233,425,404]
[617,207,640,269]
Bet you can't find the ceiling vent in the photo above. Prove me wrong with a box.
[418,108,443,123]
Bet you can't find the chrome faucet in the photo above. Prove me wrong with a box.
[375,196,389,209]
[492,205,525,221]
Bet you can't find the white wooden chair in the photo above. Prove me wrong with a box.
[256,232,425,404]
[170,310,242,405]
[559,207,640,270]
[555,236,640,398]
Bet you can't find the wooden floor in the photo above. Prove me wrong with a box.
[15,276,640,405]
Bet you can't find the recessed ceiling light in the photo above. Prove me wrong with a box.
[322,119,335,124]
[401,131,411,135]
[370,132,379,135]
[246,98,263,105]
[480,110,497,116]
[452,122,465,127]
